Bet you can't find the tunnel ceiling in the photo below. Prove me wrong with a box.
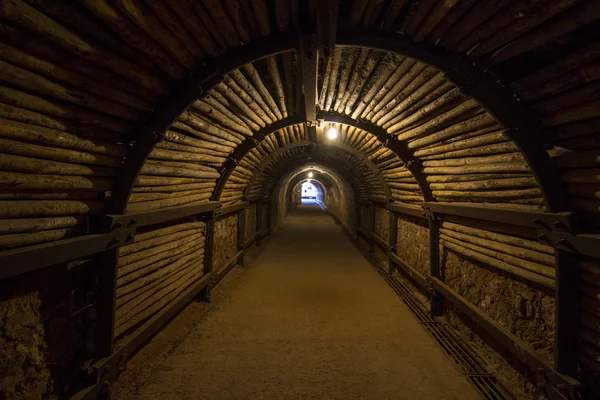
[1,0,600,250]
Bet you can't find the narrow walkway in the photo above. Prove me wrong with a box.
[133,205,480,400]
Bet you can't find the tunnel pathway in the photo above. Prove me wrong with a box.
[131,205,480,400]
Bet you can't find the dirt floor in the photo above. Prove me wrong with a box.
[113,205,480,400]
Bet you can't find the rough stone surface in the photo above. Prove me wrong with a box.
[246,203,257,238]
[396,216,429,276]
[0,265,90,400]
[441,247,555,399]
[374,206,389,241]
[214,215,238,271]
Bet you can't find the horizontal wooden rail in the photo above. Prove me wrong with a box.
[212,251,245,288]
[371,232,388,251]
[0,228,135,279]
[387,202,426,219]
[388,252,430,291]
[215,202,248,220]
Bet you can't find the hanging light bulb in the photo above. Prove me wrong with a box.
[308,171,313,178]
[327,127,338,139]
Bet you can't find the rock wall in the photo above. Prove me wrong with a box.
[0,263,92,399]
[214,215,239,271]
[396,215,429,277]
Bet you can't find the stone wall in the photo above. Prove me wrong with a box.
[214,215,239,271]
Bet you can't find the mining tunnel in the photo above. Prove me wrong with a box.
[1,1,600,399]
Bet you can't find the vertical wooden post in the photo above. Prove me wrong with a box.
[238,207,247,265]
[388,209,398,274]
[95,248,119,358]
[256,202,263,247]
[429,217,443,317]
[368,202,376,252]
[554,249,579,376]
[199,214,215,302]
[266,200,273,234]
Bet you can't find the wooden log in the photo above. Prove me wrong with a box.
[0,153,115,177]
[542,99,600,126]
[129,189,213,203]
[119,227,204,257]
[561,168,600,184]
[0,103,117,142]
[215,82,264,129]
[413,0,460,42]
[142,159,219,174]
[114,265,203,338]
[374,67,441,125]
[488,1,600,65]
[0,190,105,200]
[381,72,448,129]
[0,228,83,250]
[430,176,538,191]
[149,148,225,164]
[126,194,213,213]
[414,131,507,157]
[191,100,252,137]
[0,59,141,121]
[512,40,600,93]
[424,162,531,174]
[265,56,288,117]
[103,0,197,71]
[0,117,126,156]
[132,182,215,193]
[0,86,132,135]
[164,130,233,153]
[117,242,202,286]
[384,82,455,131]
[242,64,282,119]
[423,152,524,167]
[155,140,228,157]
[433,188,541,199]
[140,164,219,179]
[169,0,220,57]
[369,62,428,119]
[135,176,210,186]
[177,112,241,145]
[117,247,204,305]
[396,99,482,141]
[228,71,275,123]
[0,171,112,191]
[130,221,205,244]
[426,173,530,183]
[0,199,104,218]
[441,239,554,288]
[119,232,203,268]
[0,138,122,167]
[0,42,150,110]
[407,113,498,149]
[351,54,398,118]
[0,0,166,93]
[0,215,84,234]
[442,221,555,259]
[554,150,600,169]
[333,49,360,113]
[568,184,600,200]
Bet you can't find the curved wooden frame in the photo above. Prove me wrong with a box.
[109,29,567,215]
[242,140,392,198]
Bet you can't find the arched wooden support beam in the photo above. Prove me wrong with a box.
[264,156,369,202]
[336,28,567,212]
[111,28,567,214]
[108,33,299,214]
[317,110,433,202]
[242,140,392,198]
[252,151,375,201]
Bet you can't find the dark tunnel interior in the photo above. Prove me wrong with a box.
[1,1,600,399]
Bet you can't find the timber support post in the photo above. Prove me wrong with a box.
[428,216,443,317]
[238,207,247,266]
[554,250,580,376]
[256,202,263,247]
[368,202,376,253]
[94,248,119,359]
[199,213,216,302]
[388,208,398,275]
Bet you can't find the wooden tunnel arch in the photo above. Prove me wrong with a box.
[105,29,566,215]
